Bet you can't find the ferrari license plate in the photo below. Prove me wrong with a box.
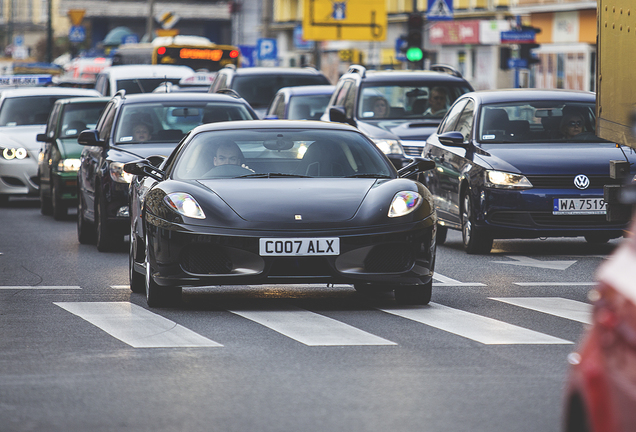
[553,198,606,215]
[259,238,340,256]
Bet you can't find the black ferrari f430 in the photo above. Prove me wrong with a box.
[125,120,438,307]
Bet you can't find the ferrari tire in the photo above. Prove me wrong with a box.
[40,180,52,215]
[436,225,448,245]
[77,192,96,244]
[394,281,432,305]
[584,234,611,244]
[129,227,145,294]
[144,234,181,307]
[51,179,68,220]
[461,191,493,254]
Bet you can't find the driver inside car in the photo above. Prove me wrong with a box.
[213,141,252,171]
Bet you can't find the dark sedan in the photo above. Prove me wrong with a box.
[125,120,437,307]
[77,91,258,252]
[421,89,636,254]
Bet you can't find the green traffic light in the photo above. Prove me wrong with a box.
[406,47,423,62]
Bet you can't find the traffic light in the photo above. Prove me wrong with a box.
[406,13,424,65]
[519,43,540,67]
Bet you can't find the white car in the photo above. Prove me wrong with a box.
[0,87,100,205]
[94,64,195,97]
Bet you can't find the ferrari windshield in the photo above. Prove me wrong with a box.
[478,101,611,143]
[114,102,255,144]
[173,128,395,179]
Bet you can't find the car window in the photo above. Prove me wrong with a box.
[333,80,352,107]
[288,94,331,120]
[115,102,255,144]
[438,99,468,134]
[477,101,608,143]
[172,128,394,180]
[98,102,117,142]
[455,99,475,142]
[232,74,330,109]
[357,83,472,120]
[46,103,61,138]
[271,94,285,118]
[0,96,79,126]
[60,102,108,138]
[211,73,227,92]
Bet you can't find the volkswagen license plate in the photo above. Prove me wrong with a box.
[553,198,606,215]
[259,238,340,256]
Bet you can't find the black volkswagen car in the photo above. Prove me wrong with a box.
[421,89,636,254]
[125,120,437,307]
[77,91,258,251]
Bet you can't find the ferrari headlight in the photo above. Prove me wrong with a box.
[2,147,28,160]
[389,191,422,218]
[164,192,206,219]
[109,162,134,183]
[372,138,405,156]
[485,170,533,189]
[57,158,81,172]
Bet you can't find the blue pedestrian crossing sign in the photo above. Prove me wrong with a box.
[69,25,86,43]
[427,0,453,21]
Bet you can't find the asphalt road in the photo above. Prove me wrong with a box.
[0,197,619,432]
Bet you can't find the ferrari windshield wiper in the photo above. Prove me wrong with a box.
[345,173,392,178]
[237,172,311,178]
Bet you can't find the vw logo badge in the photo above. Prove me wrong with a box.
[574,174,590,190]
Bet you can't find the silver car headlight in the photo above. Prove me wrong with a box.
[57,158,81,172]
[109,162,134,183]
[485,170,533,189]
[388,191,422,218]
[1,147,28,160]
[372,138,405,156]
[164,192,206,219]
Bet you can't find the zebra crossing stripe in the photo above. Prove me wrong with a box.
[229,305,397,346]
[379,303,572,345]
[54,302,222,348]
[0,286,81,289]
[433,273,486,286]
[490,297,592,325]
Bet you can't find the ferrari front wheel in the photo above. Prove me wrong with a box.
[129,226,145,293]
[144,233,181,307]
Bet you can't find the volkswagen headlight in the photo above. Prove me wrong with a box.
[389,191,422,218]
[485,170,533,189]
[109,162,134,183]
[372,138,405,156]
[57,158,81,172]
[1,147,28,160]
[164,192,206,219]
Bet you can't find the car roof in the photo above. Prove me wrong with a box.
[99,64,194,79]
[351,69,471,84]
[191,119,359,134]
[0,87,101,98]
[116,92,251,104]
[227,67,326,76]
[55,96,112,105]
[279,85,335,96]
[464,89,596,104]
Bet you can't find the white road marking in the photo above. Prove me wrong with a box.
[229,305,397,346]
[515,282,595,286]
[379,303,572,345]
[493,256,576,270]
[433,273,486,286]
[110,285,130,290]
[0,286,81,289]
[54,302,222,348]
[491,297,593,325]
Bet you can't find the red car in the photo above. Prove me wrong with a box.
[564,216,636,432]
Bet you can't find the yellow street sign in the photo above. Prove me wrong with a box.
[303,0,387,41]
[68,9,85,26]
[156,29,180,37]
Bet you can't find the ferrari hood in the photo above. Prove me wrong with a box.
[479,143,636,175]
[197,178,376,222]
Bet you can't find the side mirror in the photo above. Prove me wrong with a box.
[329,106,356,127]
[124,159,164,182]
[398,157,436,178]
[438,131,468,148]
[36,133,51,143]
[77,130,105,146]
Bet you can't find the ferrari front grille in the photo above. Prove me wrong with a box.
[180,243,233,275]
[363,244,413,273]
